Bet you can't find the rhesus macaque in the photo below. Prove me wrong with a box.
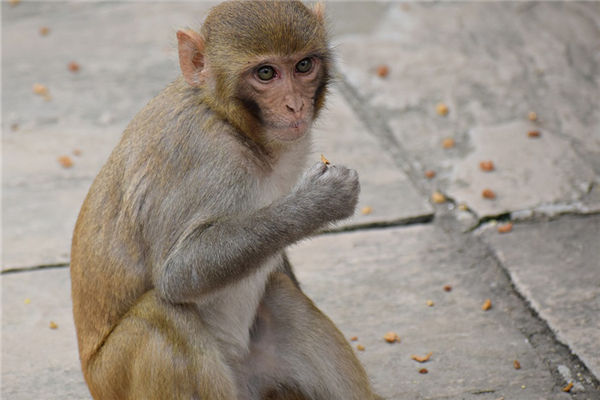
[70,1,380,399]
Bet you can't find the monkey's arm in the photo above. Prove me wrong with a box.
[154,162,358,304]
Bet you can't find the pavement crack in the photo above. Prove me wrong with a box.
[1,263,69,275]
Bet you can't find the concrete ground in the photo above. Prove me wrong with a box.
[2,2,599,399]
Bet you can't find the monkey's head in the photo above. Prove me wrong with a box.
[177,1,331,146]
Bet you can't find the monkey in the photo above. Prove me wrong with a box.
[70,1,381,399]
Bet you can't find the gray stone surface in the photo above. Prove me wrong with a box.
[335,2,600,216]
[481,215,600,380]
[448,121,595,217]
[2,226,573,400]
[2,2,431,271]
[291,226,568,399]
[1,268,89,400]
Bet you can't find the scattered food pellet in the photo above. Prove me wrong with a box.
[349,336,358,342]
[49,321,58,329]
[562,382,574,392]
[521,385,526,389]
[436,103,449,116]
[33,83,48,96]
[39,26,50,36]
[458,203,468,211]
[482,298,492,311]
[424,170,436,179]
[443,284,452,292]
[479,160,495,171]
[513,360,521,370]
[58,155,74,168]
[482,189,496,199]
[11,123,19,131]
[497,222,513,234]
[376,65,389,78]
[418,368,429,374]
[320,154,330,165]
[411,352,433,363]
[73,149,83,156]
[383,331,400,343]
[528,111,537,121]
[9,0,21,6]
[442,137,455,149]
[527,130,541,138]
[426,300,434,307]
[24,298,31,305]
[356,344,365,351]
[361,206,373,215]
[431,191,446,204]
[68,61,80,72]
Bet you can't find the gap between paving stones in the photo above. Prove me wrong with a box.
[335,72,600,393]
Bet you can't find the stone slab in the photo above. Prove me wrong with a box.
[335,2,600,213]
[312,90,432,230]
[2,224,574,400]
[1,268,89,399]
[447,120,595,217]
[2,2,431,270]
[481,215,600,380]
[288,225,568,399]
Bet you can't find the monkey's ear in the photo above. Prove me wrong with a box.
[312,1,325,23]
[177,29,206,87]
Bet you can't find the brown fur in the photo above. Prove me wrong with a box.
[71,1,379,399]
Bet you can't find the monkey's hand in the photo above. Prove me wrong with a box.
[292,161,360,226]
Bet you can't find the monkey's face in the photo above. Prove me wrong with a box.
[238,54,326,142]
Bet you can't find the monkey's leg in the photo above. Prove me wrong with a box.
[241,272,379,400]
[84,290,237,400]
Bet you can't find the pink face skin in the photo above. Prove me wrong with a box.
[242,55,324,142]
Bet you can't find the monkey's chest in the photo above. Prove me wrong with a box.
[197,254,281,357]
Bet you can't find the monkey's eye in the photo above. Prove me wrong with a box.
[257,66,276,81]
[295,58,313,73]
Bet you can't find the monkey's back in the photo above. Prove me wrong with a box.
[70,77,262,365]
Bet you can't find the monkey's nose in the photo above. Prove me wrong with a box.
[285,96,304,114]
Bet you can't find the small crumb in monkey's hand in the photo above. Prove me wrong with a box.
[411,352,433,363]
[482,298,492,311]
[497,223,513,234]
[68,61,80,72]
[431,191,446,204]
[383,332,400,343]
[443,284,452,292]
[73,149,83,156]
[513,360,521,370]
[320,154,330,165]
[424,170,436,179]
[479,160,495,171]
[482,189,496,199]
[356,344,365,351]
[442,138,455,149]
[39,26,50,36]
[426,300,434,307]
[49,321,58,329]
[562,382,573,392]
[436,103,449,116]
[58,155,74,168]
[527,130,541,138]
[528,111,537,121]
[349,336,358,342]
[418,368,429,374]
[376,65,389,78]
[361,206,372,215]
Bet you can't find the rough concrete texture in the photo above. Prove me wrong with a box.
[335,2,600,216]
[2,1,600,399]
[481,215,600,380]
